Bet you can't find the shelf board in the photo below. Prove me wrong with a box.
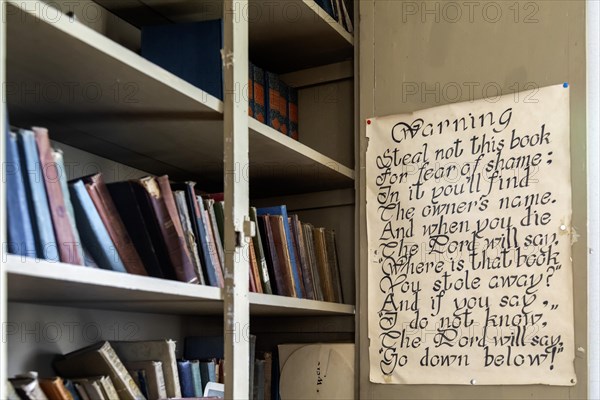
[249,292,355,316]
[249,118,354,196]
[6,0,354,195]
[4,256,224,314]
[94,0,354,73]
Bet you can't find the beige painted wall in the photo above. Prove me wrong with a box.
[357,1,587,398]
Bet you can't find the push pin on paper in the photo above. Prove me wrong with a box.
[470,379,477,385]
[560,224,567,231]
[367,119,372,125]
[563,82,569,88]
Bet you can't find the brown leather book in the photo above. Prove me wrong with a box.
[313,227,335,302]
[153,176,198,283]
[269,215,297,297]
[82,174,147,276]
[33,127,83,266]
[39,377,74,400]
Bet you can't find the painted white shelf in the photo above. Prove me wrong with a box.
[4,256,355,316]
[6,0,354,195]
[94,0,354,73]
[249,292,355,316]
[4,256,224,314]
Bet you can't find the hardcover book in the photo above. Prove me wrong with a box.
[278,82,289,136]
[17,128,59,261]
[69,180,126,273]
[265,72,281,132]
[111,339,181,399]
[253,65,266,123]
[5,124,36,258]
[250,207,273,294]
[124,360,167,400]
[174,190,206,284]
[82,173,146,275]
[288,88,299,140]
[34,127,83,266]
[53,341,145,400]
[138,176,197,283]
[257,206,305,298]
[107,181,168,279]
[142,20,223,100]
[52,148,85,265]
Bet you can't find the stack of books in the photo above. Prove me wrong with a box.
[5,124,342,302]
[7,337,274,400]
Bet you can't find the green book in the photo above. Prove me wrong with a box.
[190,360,203,397]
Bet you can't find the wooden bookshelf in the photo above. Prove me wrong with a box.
[5,256,224,314]
[1,0,356,396]
[94,0,354,72]
[5,0,354,195]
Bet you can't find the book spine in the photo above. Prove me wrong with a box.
[249,62,255,118]
[249,242,263,293]
[269,215,296,297]
[34,128,83,266]
[205,199,225,255]
[154,362,168,399]
[250,207,273,294]
[99,376,120,400]
[304,223,324,301]
[203,207,225,288]
[193,196,220,287]
[258,216,283,295]
[325,229,344,303]
[84,174,147,275]
[292,216,316,300]
[314,227,335,302]
[143,176,198,283]
[69,180,127,273]
[101,342,145,400]
[174,190,206,285]
[177,360,195,398]
[278,81,289,136]
[52,149,86,265]
[5,126,36,257]
[17,129,59,261]
[266,72,281,131]
[253,65,266,123]
[288,88,299,141]
[190,360,203,397]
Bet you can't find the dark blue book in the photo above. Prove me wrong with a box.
[199,360,217,393]
[142,20,223,100]
[184,336,224,360]
[315,0,336,19]
[68,180,126,273]
[177,360,195,398]
[16,129,59,261]
[5,121,36,258]
[257,206,305,298]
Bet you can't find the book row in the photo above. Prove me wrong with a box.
[249,63,299,141]
[7,337,273,400]
[141,20,299,141]
[5,123,343,302]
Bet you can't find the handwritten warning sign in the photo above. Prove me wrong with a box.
[366,84,575,385]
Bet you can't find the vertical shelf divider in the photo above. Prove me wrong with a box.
[0,0,8,396]
[223,1,250,399]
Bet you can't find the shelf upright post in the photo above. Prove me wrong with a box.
[0,0,7,397]
[223,1,250,399]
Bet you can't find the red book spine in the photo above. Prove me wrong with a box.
[33,127,83,265]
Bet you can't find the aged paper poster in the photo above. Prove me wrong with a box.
[366,84,575,385]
